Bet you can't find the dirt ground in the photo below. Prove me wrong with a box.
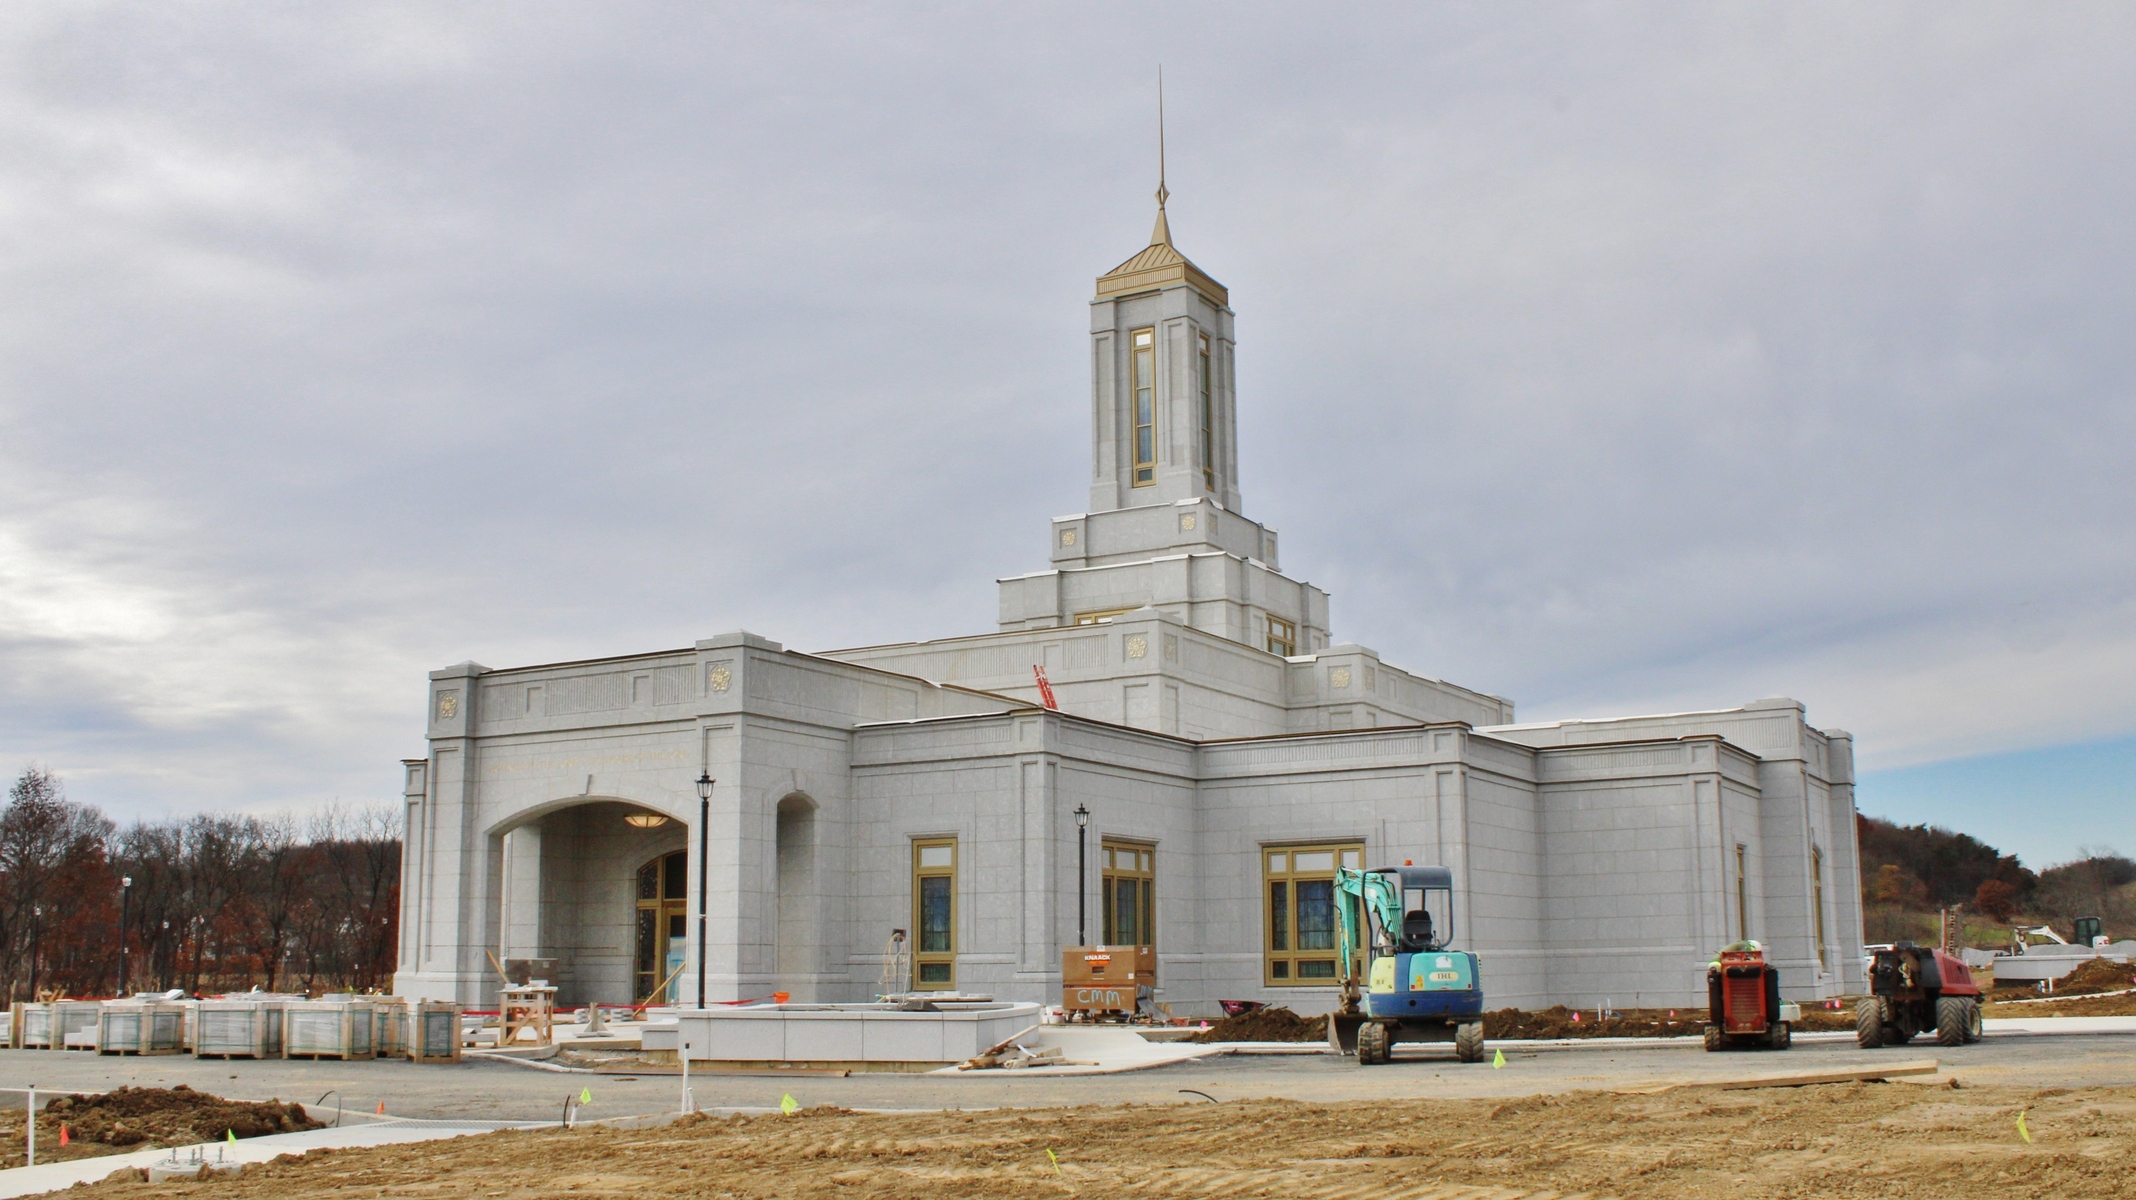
[59,1081,2136,1199]
[0,1087,318,1169]
[1186,1004,1859,1042]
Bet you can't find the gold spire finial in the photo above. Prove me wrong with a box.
[1150,66,1171,246]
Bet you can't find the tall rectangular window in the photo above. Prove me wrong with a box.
[1198,334,1214,491]
[1101,840,1155,947]
[1735,843,1749,940]
[1264,843,1363,985]
[1266,616,1296,657]
[1131,327,1156,486]
[912,838,957,990]
[1811,845,1828,969]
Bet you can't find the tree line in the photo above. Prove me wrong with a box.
[1858,812,2134,945]
[0,766,400,1003]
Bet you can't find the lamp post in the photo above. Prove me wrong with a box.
[118,875,133,998]
[1073,805,1090,947]
[695,772,714,1010]
[29,905,42,999]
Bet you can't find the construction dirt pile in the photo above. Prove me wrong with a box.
[1983,957,2136,1016]
[56,1082,2136,1199]
[1186,1006,1327,1042]
[2048,956,2136,995]
[0,1086,320,1169]
[1484,1005,1857,1039]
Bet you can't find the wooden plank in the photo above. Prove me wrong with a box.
[1619,1058,1940,1095]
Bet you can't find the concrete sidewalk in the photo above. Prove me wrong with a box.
[0,1117,542,1199]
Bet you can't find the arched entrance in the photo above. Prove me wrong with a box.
[634,850,688,1003]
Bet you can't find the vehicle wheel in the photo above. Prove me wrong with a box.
[1454,1022,1486,1063]
[1703,1026,1723,1052]
[1767,1021,1791,1050]
[1356,1020,1390,1066]
[1855,999,1884,1049]
[1936,996,1968,1047]
[1965,998,1983,1044]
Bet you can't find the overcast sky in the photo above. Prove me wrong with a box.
[2,4,2130,868]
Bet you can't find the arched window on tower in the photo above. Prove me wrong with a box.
[1132,328,1156,486]
[1199,333,1214,491]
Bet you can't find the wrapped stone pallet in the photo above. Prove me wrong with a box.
[285,998,376,1060]
[194,999,286,1059]
[369,997,410,1059]
[98,1000,187,1055]
[409,1000,462,1064]
[53,1000,102,1050]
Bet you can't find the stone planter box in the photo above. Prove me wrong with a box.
[665,1002,1042,1072]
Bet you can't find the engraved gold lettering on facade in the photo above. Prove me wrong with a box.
[1124,634,1148,660]
[435,692,458,721]
[1329,667,1351,689]
[708,666,732,693]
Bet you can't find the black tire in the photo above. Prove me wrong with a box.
[1356,1020,1390,1066]
[1856,998,1884,1049]
[1454,1022,1485,1063]
[1965,998,1983,1044]
[1936,995,1968,1047]
[1767,1021,1791,1050]
[1703,1026,1723,1052]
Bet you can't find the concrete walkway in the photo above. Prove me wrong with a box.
[0,1117,543,1200]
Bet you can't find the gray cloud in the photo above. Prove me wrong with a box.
[3,4,2132,836]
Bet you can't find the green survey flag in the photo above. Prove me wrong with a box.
[1492,1048,1506,1069]
[1045,1148,1062,1176]
[779,1093,800,1115]
[579,1086,592,1104]
[227,1129,237,1144]
[2017,1111,2032,1144]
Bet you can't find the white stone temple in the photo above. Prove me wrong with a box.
[395,196,1866,1014]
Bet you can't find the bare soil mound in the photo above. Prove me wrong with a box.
[0,1086,320,1168]
[1484,1005,1856,1039]
[1187,1006,1327,1042]
[2053,956,2136,994]
[54,1083,2136,1200]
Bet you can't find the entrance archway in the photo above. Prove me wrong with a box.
[634,850,688,1003]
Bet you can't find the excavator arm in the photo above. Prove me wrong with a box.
[1334,866,1404,1016]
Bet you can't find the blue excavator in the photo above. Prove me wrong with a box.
[1329,864,1489,1065]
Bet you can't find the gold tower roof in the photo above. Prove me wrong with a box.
[1096,206,1228,306]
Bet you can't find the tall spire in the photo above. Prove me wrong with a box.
[1150,66,1171,247]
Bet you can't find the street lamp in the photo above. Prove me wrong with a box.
[118,876,133,998]
[1073,805,1090,947]
[695,772,714,1010]
[29,905,42,999]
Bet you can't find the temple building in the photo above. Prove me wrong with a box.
[395,194,1865,1013]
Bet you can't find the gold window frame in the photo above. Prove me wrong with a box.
[912,838,958,991]
[1811,845,1828,968]
[1198,334,1214,491]
[1266,615,1297,657]
[1735,843,1749,940]
[1100,839,1156,948]
[1131,327,1156,486]
[634,850,689,1004]
[1263,842,1364,986]
[1073,608,1137,625]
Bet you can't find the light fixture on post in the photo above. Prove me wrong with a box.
[1073,805,1090,947]
[696,772,714,1010]
[118,875,133,998]
[623,811,670,829]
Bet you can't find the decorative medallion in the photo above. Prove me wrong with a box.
[1163,634,1179,661]
[1329,667,1352,689]
[1180,514,1196,531]
[435,691,458,721]
[708,665,732,693]
[1124,634,1148,660]
[1061,528,1077,547]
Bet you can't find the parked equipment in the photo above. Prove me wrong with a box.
[1331,865,1487,1065]
[1061,946,1155,1020]
[1857,942,1982,1048]
[1703,942,1797,1050]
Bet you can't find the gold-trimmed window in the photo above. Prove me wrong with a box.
[1264,843,1363,985]
[1101,840,1155,947]
[1074,608,1136,626]
[1198,334,1214,491]
[1811,845,1828,968]
[1266,615,1296,657]
[634,851,688,1003]
[912,838,957,990]
[1131,327,1156,486]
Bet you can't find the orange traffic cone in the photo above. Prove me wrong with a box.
[376,1101,385,1116]
[58,1126,69,1148]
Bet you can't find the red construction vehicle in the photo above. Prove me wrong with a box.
[1857,942,1982,1048]
[1703,941,1796,1050]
